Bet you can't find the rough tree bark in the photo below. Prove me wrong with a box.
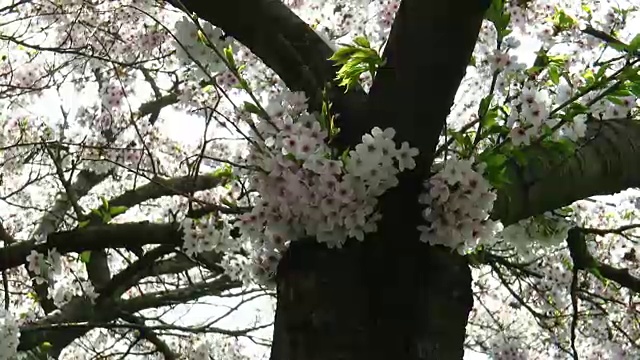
[171,0,488,359]
[265,0,489,359]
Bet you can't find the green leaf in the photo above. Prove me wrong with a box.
[213,164,233,178]
[329,46,359,64]
[609,41,628,52]
[548,65,560,85]
[80,251,91,263]
[243,101,262,115]
[622,66,640,81]
[566,102,589,116]
[224,46,236,69]
[78,219,91,228]
[448,130,473,153]
[594,63,610,81]
[608,88,633,97]
[589,267,607,283]
[101,212,112,224]
[552,8,576,32]
[511,148,528,166]
[485,0,511,41]
[284,153,297,162]
[330,43,383,92]
[109,206,128,216]
[478,95,494,118]
[483,152,507,168]
[352,36,371,48]
[607,95,626,105]
[340,147,351,164]
[628,33,640,52]
[482,109,499,128]
[100,196,109,210]
[630,82,640,97]
[196,29,207,45]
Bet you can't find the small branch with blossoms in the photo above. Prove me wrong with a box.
[104,172,232,215]
[16,274,243,353]
[118,312,179,360]
[165,0,368,145]
[577,223,640,238]
[493,118,640,225]
[581,25,640,57]
[568,228,640,293]
[21,319,273,341]
[0,222,183,272]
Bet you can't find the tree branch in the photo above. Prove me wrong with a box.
[120,275,241,314]
[28,170,108,313]
[164,0,367,149]
[567,228,640,293]
[494,118,640,225]
[107,172,230,210]
[0,171,230,272]
[118,312,179,360]
[137,94,179,118]
[17,275,241,352]
[0,222,182,271]
[366,0,489,167]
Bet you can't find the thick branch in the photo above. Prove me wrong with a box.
[138,94,179,118]
[0,171,228,271]
[107,172,229,210]
[0,222,182,271]
[367,0,489,167]
[494,118,640,225]
[120,276,241,314]
[164,0,366,148]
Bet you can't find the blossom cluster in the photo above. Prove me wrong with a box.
[418,156,499,253]
[102,82,126,108]
[500,212,571,253]
[24,248,99,307]
[138,29,167,53]
[378,0,400,28]
[12,63,43,88]
[26,248,98,307]
[174,16,234,78]
[48,277,100,308]
[489,339,529,360]
[181,216,239,257]
[507,83,555,146]
[0,310,20,360]
[187,335,249,360]
[226,90,418,271]
[507,80,638,147]
[26,248,62,284]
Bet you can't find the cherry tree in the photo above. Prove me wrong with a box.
[1,0,640,359]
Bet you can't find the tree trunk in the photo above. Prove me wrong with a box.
[270,78,477,360]
[271,219,473,360]
[260,0,485,356]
